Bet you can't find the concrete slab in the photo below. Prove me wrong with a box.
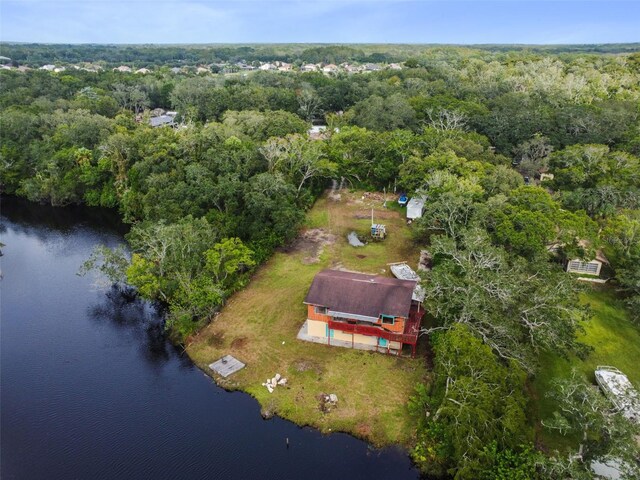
[209,355,246,378]
[296,320,398,354]
[577,277,608,283]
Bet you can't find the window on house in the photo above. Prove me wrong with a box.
[381,315,395,325]
[314,306,328,315]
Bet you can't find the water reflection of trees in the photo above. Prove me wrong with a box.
[88,285,188,368]
[0,196,129,249]
[1,196,128,235]
[1,196,127,256]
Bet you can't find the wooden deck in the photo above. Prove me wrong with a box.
[327,304,424,346]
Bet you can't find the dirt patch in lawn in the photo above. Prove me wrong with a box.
[206,331,225,348]
[230,336,248,349]
[354,209,398,220]
[288,228,336,264]
[293,358,323,374]
[356,423,373,438]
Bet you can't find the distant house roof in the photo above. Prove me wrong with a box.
[304,269,415,320]
[149,115,176,127]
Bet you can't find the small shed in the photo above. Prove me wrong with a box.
[566,259,603,276]
[406,197,426,220]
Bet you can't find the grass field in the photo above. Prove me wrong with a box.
[186,190,428,447]
[531,287,640,450]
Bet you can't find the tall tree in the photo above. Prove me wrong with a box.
[422,229,588,371]
[411,324,531,479]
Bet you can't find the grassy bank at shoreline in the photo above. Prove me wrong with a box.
[186,190,429,447]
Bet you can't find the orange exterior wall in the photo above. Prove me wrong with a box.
[307,304,405,333]
[374,317,405,333]
[307,305,330,322]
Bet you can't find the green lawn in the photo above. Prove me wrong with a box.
[531,287,640,450]
[187,190,428,447]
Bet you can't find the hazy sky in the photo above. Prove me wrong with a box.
[1,1,639,44]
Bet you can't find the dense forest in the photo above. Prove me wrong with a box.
[1,44,639,478]
[2,42,639,67]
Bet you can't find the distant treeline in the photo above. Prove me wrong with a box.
[1,42,639,67]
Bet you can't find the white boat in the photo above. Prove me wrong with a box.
[594,366,640,423]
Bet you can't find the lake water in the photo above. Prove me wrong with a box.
[0,197,420,480]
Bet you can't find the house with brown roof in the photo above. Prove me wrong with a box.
[298,269,424,356]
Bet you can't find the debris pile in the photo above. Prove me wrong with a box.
[262,373,288,393]
[361,192,386,201]
[347,231,365,247]
[419,250,433,271]
[317,393,339,413]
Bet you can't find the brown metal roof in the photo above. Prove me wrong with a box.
[304,269,416,319]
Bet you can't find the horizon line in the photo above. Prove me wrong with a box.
[2,41,639,47]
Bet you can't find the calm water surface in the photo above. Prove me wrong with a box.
[0,197,420,480]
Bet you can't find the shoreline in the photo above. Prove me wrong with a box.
[189,351,418,453]
[186,191,429,450]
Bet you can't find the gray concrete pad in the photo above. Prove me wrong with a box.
[209,355,246,378]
